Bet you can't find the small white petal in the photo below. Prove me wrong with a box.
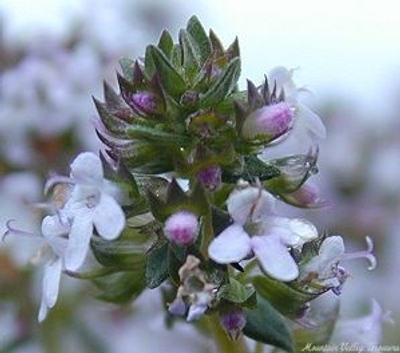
[43,257,62,308]
[39,257,62,321]
[319,236,345,267]
[208,224,251,263]
[297,103,326,139]
[65,210,93,271]
[41,215,68,240]
[228,187,275,224]
[92,193,125,240]
[70,152,104,183]
[38,298,48,323]
[268,66,296,92]
[251,235,299,281]
[287,218,319,246]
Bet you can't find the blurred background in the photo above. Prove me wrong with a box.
[1,0,399,351]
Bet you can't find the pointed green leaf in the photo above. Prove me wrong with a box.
[158,30,174,57]
[253,275,316,317]
[179,29,201,82]
[243,295,295,352]
[94,271,146,304]
[90,230,148,269]
[209,29,224,56]
[225,37,240,61]
[146,241,169,289]
[103,81,126,111]
[147,45,187,100]
[200,57,241,108]
[126,124,187,145]
[93,97,129,136]
[167,245,186,286]
[119,57,135,81]
[186,16,212,65]
[218,278,255,304]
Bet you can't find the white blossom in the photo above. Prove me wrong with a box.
[47,152,126,271]
[267,66,326,139]
[208,184,318,281]
[330,299,394,349]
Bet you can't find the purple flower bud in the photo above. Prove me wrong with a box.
[128,92,157,115]
[220,309,246,340]
[197,166,222,192]
[164,211,199,245]
[242,102,294,140]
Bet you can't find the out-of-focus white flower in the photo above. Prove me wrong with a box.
[267,66,326,139]
[208,183,318,281]
[330,299,394,349]
[3,215,68,322]
[38,215,69,322]
[46,152,125,271]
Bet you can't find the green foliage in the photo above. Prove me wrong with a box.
[243,295,295,352]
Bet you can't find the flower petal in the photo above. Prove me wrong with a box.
[92,193,125,240]
[317,236,345,270]
[39,257,62,322]
[267,66,297,96]
[251,235,299,281]
[208,224,251,264]
[65,210,93,271]
[228,186,275,225]
[297,103,326,139]
[70,152,104,183]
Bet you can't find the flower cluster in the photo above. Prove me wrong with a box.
[2,16,388,351]
[4,152,126,321]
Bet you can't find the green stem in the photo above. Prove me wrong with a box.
[206,314,248,353]
[200,205,214,258]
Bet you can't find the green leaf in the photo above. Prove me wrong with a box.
[94,271,146,303]
[253,275,315,317]
[93,97,129,136]
[103,81,126,111]
[90,231,148,269]
[179,29,201,82]
[119,57,135,81]
[157,30,174,57]
[126,124,187,145]
[167,245,186,286]
[147,45,187,100]
[186,16,212,65]
[200,57,241,108]
[146,241,169,289]
[218,278,255,304]
[243,295,295,352]
[222,155,281,184]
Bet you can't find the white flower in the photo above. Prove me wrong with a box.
[46,152,126,271]
[299,235,377,294]
[330,299,394,348]
[208,184,318,281]
[38,215,69,322]
[3,216,68,322]
[267,66,326,139]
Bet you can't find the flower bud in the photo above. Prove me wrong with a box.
[128,91,158,115]
[242,102,294,141]
[220,309,246,340]
[196,165,222,192]
[164,211,199,245]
